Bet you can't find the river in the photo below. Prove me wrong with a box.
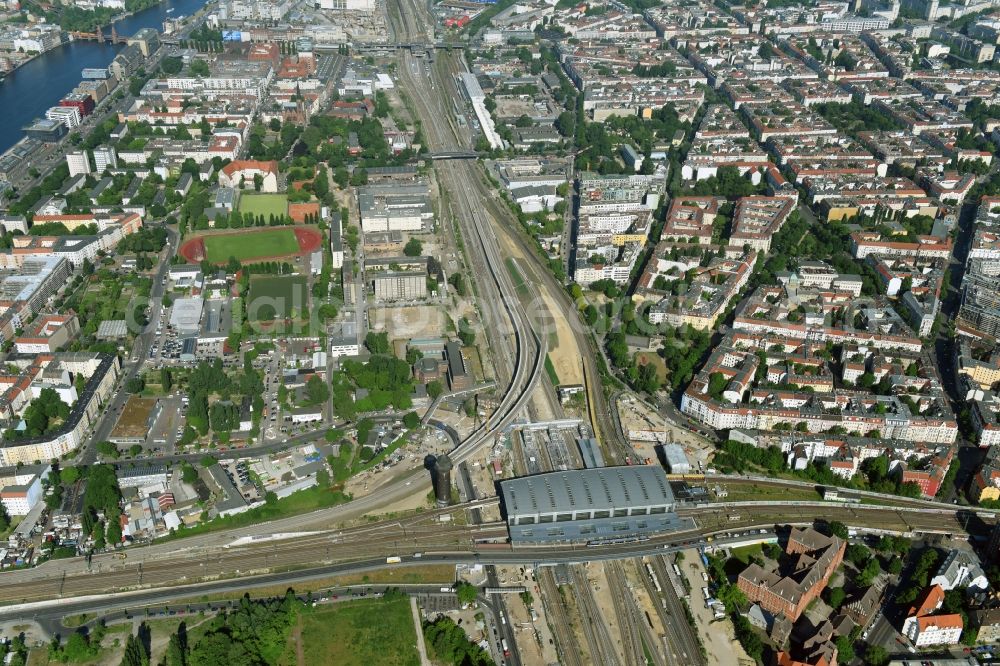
[0,0,208,154]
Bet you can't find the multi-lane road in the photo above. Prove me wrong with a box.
[80,223,178,465]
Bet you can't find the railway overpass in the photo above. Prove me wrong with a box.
[429,151,480,160]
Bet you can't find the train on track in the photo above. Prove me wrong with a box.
[585,535,651,547]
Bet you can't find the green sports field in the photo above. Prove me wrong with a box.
[203,229,300,263]
[237,193,289,218]
[247,275,308,321]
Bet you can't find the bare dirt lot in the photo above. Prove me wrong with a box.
[494,96,540,119]
[679,550,753,665]
[539,289,583,386]
[371,305,448,341]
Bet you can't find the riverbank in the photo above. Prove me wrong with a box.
[0,0,209,154]
[33,0,163,34]
[0,34,69,80]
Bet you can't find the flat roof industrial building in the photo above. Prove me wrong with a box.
[169,298,204,335]
[499,466,690,543]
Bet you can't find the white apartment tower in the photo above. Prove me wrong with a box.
[92,145,118,173]
[66,151,91,178]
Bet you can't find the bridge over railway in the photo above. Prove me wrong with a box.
[429,151,480,160]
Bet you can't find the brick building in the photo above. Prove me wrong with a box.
[737,527,846,622]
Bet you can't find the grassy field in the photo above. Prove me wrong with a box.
[247,275,308,320]
[729,543,764,565]
[544,354,560,386]
[505,257,528,296]
[720,483,821,503]
[158,485,349,542]
[634,351,668,380]
[203,228,300,263]
[279,597,420,666]
[238,193,289,219]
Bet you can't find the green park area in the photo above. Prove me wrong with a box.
[247,275,309,320]
[237,193,289,218]
[203,228,300,263]
[280,595,420,666]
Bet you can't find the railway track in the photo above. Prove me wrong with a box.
[537,568,586,666]
[0,522,509,604]
[1,497,991,609]
[394,47,547,468]
[605,560,655,666]
[627,561,670,666]
[572,566,622,666]
[635,557,679,666]
[403,44,634,467]
[649,555,704,665]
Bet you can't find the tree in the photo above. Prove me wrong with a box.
[556,110,576,137]
[707,372,728,400]
[865,644,889,666]
[845,543,871,567]
[160,368,173,392]
[160,56,183,75]
[61,632,97,662]
[423,616,493,666]
[364,331,390,355]
[447,273,467,296]
[717,583,747,612]
[834,635,855,663]
[106,516,122,546]
[403,237,423,257]
[164,634,186,666]
[827,587,846,609]
[200,455,218,468]
[179,425,197,446]
[97,441,120,459]
[189,59,210,77]
[457,318,476,346]
[827,521,849,540]
[455,581,477,606]
[181,463,198,484]
[305,375,330,405]
[733,615,763,662]
[402,411,420,429]
[427,380,444,400]
[857,557,881,587]
[121,627,150,666]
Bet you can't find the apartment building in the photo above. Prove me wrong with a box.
[902,585,963,647]
[728,196,794,253]
[14,314,80,354]
[0,353,120,465]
